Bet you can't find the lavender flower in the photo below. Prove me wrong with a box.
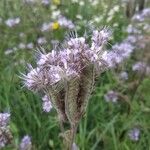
[19,135,32,150]
[42,95,53,112]
[104,90,118,103]
[128,128,140,141]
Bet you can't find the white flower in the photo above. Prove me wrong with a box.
[37,37,47,45]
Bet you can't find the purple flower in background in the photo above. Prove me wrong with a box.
[104,90,118,103]
[42,95,53,112]
[103,41,134,68]
[124,35,137,44]
[58,15,75,29]
[5,17,20,27]
[0,113,12,148]
[20,135,32,150]
[42,0,50,5]
[0,113,10,127]
[132,61,150,75]
[128,128,140,141]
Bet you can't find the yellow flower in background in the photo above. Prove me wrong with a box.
[52,0,60,5]
[52,22,60,30]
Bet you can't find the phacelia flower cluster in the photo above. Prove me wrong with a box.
[22,28,111,124]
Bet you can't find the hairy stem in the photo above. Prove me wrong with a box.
[69,124,78,150]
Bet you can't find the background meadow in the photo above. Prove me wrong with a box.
[0,0,150,149]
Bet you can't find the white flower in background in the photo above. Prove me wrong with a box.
[4,49,14,55]
[119,71,128,80]
[26,43,34,49]
[5,17,20,27]
[104,90,118,103]
[19,32,25,38]
[51,10,61,19]
[37,37,47,45]
[41,22,52,32]
[18,43,26,49]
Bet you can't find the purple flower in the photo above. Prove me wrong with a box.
[5,17,20,27]
[128,128,140,141]
[0,113,10,127]
[132,61,150,75]
[103,41,134,68]
[0,113,12,148]
[42,95,53,112]
[20,135,32,150]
